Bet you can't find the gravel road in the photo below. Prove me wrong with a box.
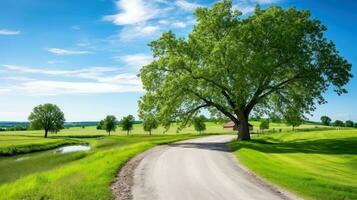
[130,135,298,200]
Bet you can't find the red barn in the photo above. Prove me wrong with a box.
[223,121,253,131]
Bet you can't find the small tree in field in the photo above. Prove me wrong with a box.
[28,104,65,138]
[284,108,304,130]
[334,120,344,127]
[354,123,357,128]
[143,116,159,135]
[193,115,206,134]
[320,116,332,126]
[120,115,134,135]
[103,115,118,135]
[345,120,354,127]
[97,120,105,130]
[138,0,352,141]
[259,119,269,131]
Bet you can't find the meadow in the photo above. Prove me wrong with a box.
[231,129,357,200]
[0,121,351,200]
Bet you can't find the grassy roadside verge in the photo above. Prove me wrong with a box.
[230,130,357,200]
[0,134,203,200]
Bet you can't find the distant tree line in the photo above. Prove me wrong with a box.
[320,116,356,128]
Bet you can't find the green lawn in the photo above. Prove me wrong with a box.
[0,134,204,200]
[231,129,357,200]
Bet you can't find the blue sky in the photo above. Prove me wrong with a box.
[0,0,356,122]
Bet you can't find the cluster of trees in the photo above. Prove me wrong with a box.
[320,116,357,128]
[96,115,135,135]
[27,103,208,138]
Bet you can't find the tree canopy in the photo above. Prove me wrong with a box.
[320,116,332,126]
[193,115,206,134]
[103,115,118,135]
[120,115,134,135]
[334,120,344,127]
[139,0,352,140]
[28,104,65,138]
[143,116,159,135]
[345,120,354,128]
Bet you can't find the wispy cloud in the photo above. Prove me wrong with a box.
[47,48,93,55]
[234,0,281,14]
[103,0,160,25]
[103,0,200,41]
[116,54,153,69]
[1,64,142,96]
[175,0,202,11]
[119,25,161,41]
[0,29,20,35]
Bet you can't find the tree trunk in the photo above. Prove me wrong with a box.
[109,131,111,136]
[44,129,48,138]
[127,130,129,136]
[149,130,152,135]
[237,111,251,141]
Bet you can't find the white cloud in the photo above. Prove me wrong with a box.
[117,54,153,69]
[172,22,187,28]
[103,0,160,25]
[119,24,160,41]
[3,64,118,80]
[47,48,93,55]
[0,29,20,35]
[175,0,202,11]
[1,65,143,96]
[14,80,142,96]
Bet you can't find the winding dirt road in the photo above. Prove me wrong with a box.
[126,135,297,200]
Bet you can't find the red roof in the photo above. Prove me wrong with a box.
[223,121,235,128]
[223,121,253,128]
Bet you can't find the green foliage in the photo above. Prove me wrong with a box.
[320,115,332,126]
[102,115,118,135]
[284,108,304,130]
[28,104,65,138]
[354,123,357,128]
[259,119,269,130]
[193,115,206,133]
[269,113,282,123]
[120,115,134,135]
[143,116,159,135]
[96,120,104,130]
[138,0,352,140]
[334,120,344,127]
[345,120,354,127]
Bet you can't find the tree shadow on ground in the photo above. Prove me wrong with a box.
[168,142,230,152]
[230,137,357,155]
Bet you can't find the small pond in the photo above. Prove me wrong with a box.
[55,145,91,154]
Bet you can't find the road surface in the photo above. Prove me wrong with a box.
[131,135,295,200]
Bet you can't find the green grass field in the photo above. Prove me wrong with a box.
[0,134,205,200]
[0,122,353,200]
[231,129,357,200]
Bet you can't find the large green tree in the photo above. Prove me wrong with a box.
[139,0,352,140]
[320,116,332,126]
[28,104,65,138]
[103,115,118,135]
